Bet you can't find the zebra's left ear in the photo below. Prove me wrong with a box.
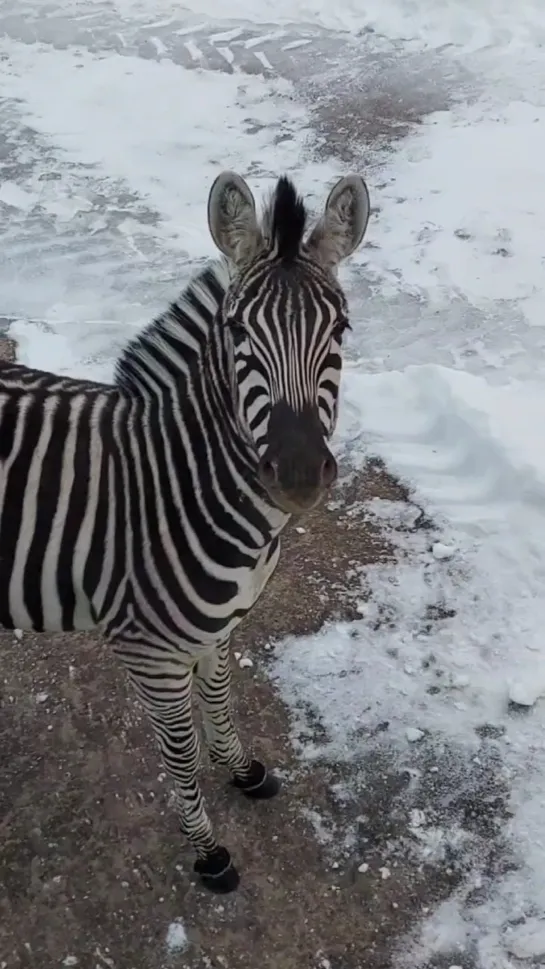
[307,175,370,270]
[208,171,263,268]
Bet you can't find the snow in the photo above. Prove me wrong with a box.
[0,42,315,260]
[504,918,545,959]
[165,919,189,953]
[95,0,545,51]
[3,0,545,966]
[367,98,545,319]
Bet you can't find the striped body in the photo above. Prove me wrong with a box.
[0,262,283,647]
[1,171,371,892]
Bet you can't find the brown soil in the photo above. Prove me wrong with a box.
[0,336,472,969]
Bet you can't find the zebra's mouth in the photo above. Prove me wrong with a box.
[262,484,325,516]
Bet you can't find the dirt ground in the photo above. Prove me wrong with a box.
[0,335,469,969]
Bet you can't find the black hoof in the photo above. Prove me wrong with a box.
[194,847,240,894]
[232,759,281,800]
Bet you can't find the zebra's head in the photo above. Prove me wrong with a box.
[207,170,370,515]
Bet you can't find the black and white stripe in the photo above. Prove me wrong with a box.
[0,170,370,892]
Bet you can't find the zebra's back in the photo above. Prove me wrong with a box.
[0,359,113,393]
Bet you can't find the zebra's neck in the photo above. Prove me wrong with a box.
[114,259,289,549]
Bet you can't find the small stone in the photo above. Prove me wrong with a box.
[233,651,242,661]
[406,727,425,743]
[409,809,426,828]
[63,960,78,968]
[358,863,369,873]
[295,526,306,534]
[13,628,23,640]
[432,542,455,560]
[36,692,49,704]
[379,866,391,880]
[238,656,254,669]
[508,680,542,708]
[331,861,339,869]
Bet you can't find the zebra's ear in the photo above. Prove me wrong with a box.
[307,175,370,270]
[207,171,263,267]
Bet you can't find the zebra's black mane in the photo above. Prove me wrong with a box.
[267,176,307,263]
[114,258,231,397]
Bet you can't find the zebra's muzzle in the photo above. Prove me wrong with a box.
[257,401,338,513]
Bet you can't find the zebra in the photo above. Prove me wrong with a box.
[0,170,370,893]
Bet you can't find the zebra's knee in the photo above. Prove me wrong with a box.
[194,846,240,894]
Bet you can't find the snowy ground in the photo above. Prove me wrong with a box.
[2,0,545,966]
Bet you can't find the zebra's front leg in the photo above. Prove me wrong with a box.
[195,640,280,800]
[115,652,240,894]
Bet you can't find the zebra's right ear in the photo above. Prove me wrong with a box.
[208,171,263,268]
[307,174,370,271]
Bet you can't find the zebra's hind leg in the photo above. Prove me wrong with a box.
[115,649,240,894]
[195,641,280,800]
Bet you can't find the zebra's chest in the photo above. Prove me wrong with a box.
[177,540,281,652]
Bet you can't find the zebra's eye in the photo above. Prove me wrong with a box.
[333,319,351,341]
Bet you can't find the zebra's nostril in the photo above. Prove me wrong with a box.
[258,458,278,487]
[320,455,338,488]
